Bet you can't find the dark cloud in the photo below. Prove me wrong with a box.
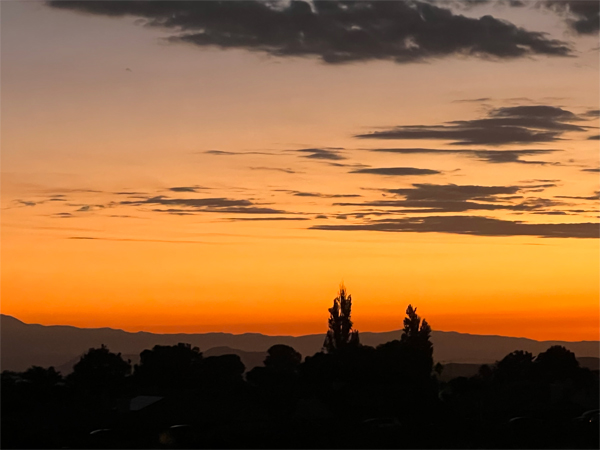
[296,148,346,161]
[310,215,599,238]
[538,0,599,35]
[203,150,275,156]
[587,134,600,140]
[453,0,599,35]
[367,147,561,165]
[556,192,599,201]
[52,212,73,218]
[46,0,572,64]
[452,97,493,103]
[355,105,587,145]
[76,205,106,212]
[250,166,298,174]
[583,109,600,118]
[225,217,310,221]
[385,183,521,201]
[68,236,211,244]
[332,183,564,214]
[122,196,252,208]
[582,167,600,173]
[121,195,296,215]
[350,167,441,176]
[168,186,208,193]
[280,190,361,198]
[15,200,36,207]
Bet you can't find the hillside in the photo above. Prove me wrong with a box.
[2,314,598,372]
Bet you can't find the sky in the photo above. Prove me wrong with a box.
[1,0,599,341]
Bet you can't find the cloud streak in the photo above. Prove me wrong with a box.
[366,147,561,165]
[311,215,599,238]
[355,105,588,146]
[350,167,441,176]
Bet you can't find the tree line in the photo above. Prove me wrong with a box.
[2,286,598,449]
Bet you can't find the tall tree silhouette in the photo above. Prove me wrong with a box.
[400,305,434,374]
[323,284,359,353]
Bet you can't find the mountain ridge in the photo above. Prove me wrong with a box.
[2,314,598,372]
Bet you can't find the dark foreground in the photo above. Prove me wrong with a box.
[2,343,598,449]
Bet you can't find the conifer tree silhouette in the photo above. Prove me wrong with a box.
[401,305,434,373]
[323,284,359,353]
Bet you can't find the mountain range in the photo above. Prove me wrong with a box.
[2,314,598,373]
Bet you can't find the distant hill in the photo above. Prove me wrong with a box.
[2,314,598,373]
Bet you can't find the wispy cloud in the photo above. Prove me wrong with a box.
[355,105,588,146]
[311,215,599,238]
[350,167,441,176]
[365,148,561,165]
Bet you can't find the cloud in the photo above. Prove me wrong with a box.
[385,183,522,201]
[538,0,599,35]
[587,134,600,140]
[225,217,310,221]
[280,190,361,198]
[121,196,253,208]
[120,195,297,215]
[310,215,599,238]
[68,236,211,244]
[295,148,346,160]
[452,97,493,103]
[556,192,599,201]
[168,186,207,193]
[355,105,587,145]
[332,183,566,214]
[75,205,102,212]
[350,167,442,176]
[46,0,572,64]
[452,0,599,35]
[203,150,275,156]
[366,147,561,165]
[582,167,600,173]
[250,166,298,174]
[15,200,36,207]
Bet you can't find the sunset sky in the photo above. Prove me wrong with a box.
[2,0,599,341]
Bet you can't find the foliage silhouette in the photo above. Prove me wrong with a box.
[400,304,434,374]
[264,344,302,372]
[534,345,580,381]
[323,284,360,353]
[69,344,131,393]
[134,343,202,392]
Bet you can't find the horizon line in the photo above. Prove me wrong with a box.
[2,313,598,344]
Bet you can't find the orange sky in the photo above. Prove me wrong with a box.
[1,1,599,341]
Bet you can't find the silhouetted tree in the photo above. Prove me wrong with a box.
[400,305,434,374]
[135,343,203,391]
[22,366,63,387]
[201,354,245,385]
[534,345,580,381]
[494,350,534,383]
[69,344,131,393]
[323,284,359,353]
[264,344,302,372]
